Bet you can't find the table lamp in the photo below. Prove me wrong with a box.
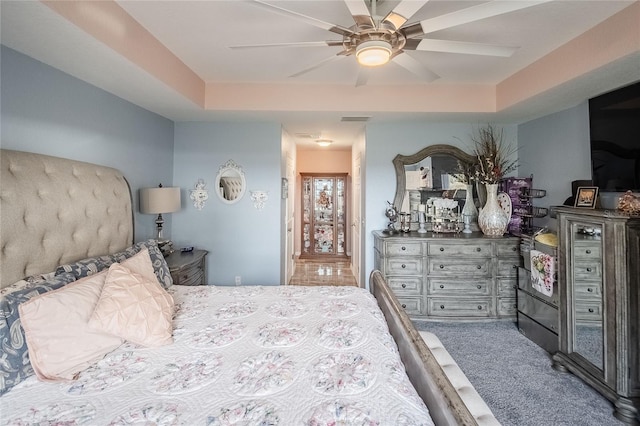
[139,184,181,254]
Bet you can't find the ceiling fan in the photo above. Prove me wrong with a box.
[231,0,551,86]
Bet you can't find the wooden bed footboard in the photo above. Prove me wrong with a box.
[370,270,478,426]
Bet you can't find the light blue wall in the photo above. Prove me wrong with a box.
[363,122,518,280]
[518,103,591,230]
[172,122,282,286]
[1,46,175,241]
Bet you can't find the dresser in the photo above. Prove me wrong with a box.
[165,249,208,286]
[373,231,520,320]
[552,207,639,424]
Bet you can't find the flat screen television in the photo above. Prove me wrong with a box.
[589,81,640,193]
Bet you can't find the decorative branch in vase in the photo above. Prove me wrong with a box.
[470,124,518,236]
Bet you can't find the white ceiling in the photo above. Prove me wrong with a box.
[1,0,638,149]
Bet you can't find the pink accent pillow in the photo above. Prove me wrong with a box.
[88,260,174,348]
[19,269,123,382]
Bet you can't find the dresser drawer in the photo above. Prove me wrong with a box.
[496,241,520,256]
[397,296,424,316]
[573,261,602,281]
[427,258,491,276]
[385,241,423,256]
[178,270,204,286]
[497,258,521,277]
[574,281,601,299]
[498,297,517,317]
[387,276,423,295]
[386,258,423,275]
[427,297,494,317]
[427,241,492,256]
[573,241,601,260]
[575,302,602,323]
[498,278,517,298]
[428,278,492,296]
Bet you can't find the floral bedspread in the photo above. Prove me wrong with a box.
[1,285,434,425]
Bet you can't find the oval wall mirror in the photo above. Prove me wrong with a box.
[215,159,246,204]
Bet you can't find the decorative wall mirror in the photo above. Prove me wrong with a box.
[215,159,246,204]
[392,144,476,213]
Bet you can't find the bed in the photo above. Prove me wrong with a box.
[0,149,495,425]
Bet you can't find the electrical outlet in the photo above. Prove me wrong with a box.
[235,276,241,286]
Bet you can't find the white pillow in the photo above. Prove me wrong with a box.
[19,269,123,382]
[88,260,174,347]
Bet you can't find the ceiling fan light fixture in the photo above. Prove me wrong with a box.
[316,139,333,147]
[356,40,392,67]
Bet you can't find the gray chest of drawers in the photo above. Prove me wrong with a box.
[373,231,520,320]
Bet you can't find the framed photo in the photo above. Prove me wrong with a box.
[281,177,289,199]
[574,186,599,208]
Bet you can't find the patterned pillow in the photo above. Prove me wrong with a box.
[55,255,112,279]
[55,240,173,289]
[0,272,76,396]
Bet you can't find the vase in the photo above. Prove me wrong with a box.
[461,184,478,231]
[478,183,509,237]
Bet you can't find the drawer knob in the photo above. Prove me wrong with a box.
[586,249,591,254]
[512,247,517,252]
[401,264,407,269]
[402,304,407,308]
[476,265,482,270]
[440,305,445,309]
[401,246,406,251]
[588,308,594,313]
[586,267,592,272]
[587,287,593,292]
[439,284,444,289]
[476,247,481,252]
[401,283,407,288]
[477,305,483,310]
[439,247,445,252]
[439,265,445,269]
[512,265,517,269]
[477,285,482,289]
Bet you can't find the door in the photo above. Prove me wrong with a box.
[285,155,295,283]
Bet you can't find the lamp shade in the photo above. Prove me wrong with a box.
[139,187,181,214]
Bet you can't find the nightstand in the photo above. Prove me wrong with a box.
[165,249,208,286]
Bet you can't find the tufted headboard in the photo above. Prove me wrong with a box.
[0,150,134,289]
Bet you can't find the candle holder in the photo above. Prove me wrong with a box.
[462,213,473,234]
[417,211,428,234]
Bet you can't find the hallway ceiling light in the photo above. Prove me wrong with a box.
[316,139,333,147]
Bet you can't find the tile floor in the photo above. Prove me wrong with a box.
[288,257,358,286]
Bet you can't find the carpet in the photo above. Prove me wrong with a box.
[413,320,625,426]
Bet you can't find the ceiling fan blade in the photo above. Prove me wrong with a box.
[230,41,343,49]
[355,67,371,87]
[344,0,375,28]
[405,38,518,57]
[382,0,429,31]
[289,55,346,78]
[392,53,439,82]
[403,0,552,37]
[251,0,355,37]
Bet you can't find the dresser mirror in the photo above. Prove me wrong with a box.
[215,159,246,204]
[392,144,476,213]
[570,222,604,371]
